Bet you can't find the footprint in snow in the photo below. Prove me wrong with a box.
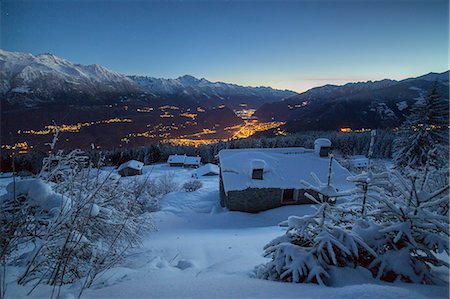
[174,259,195,270]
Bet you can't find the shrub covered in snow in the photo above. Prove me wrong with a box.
[0,179,71,262]
[1,148,155,297]
[157,172,178,195]
[133,177,161,212]
[183,180,203,192]
[13,167,152,289]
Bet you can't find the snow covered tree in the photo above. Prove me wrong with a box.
[393,84,449,171]
[256,167,374,286]
[347,171,390,217]
[258,142,448,287]
[351,170,449,284]
[256,203,375,285]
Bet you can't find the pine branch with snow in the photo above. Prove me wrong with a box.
[352,169,449,284]
[256,201,375,285]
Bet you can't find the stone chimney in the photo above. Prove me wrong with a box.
[314,138,331,157]
[251,159,265,180]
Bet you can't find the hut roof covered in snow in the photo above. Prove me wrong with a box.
[167,155,201,167]
[118,160,144,172]
[196,163,220,176]
[167,155,186,164]
[184,156,201,166]
[218,148,352,193]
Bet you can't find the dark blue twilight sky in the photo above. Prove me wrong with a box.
[1,0,448,92]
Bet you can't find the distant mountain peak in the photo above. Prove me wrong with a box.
[403,71,449,83]
[0,49,297,109]
[0,49,140,106]
[177,74,198,80]
[129,73,297,108]
[177,74,200,85]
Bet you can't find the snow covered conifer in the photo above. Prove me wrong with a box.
[393,84,449,171]
[353,170,449,284]
[256,169,374,286]
[256,203,375,285]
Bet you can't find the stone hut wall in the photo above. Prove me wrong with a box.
[225,188,283,213]
[119,167,142,177]
[222,186,327,213]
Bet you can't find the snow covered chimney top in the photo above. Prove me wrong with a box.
[314,138,331,157]
[251,159,266,180]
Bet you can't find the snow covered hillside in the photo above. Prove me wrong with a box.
[0,49,295,109]
[0,49,140,106]
[1,164,447,299]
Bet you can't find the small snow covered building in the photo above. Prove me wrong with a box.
[168,155,186,167]
[118,160,144,176]
[167,155,201,168]
[196,163,220,177]
[184,156,201,168]
[218,140,352,213]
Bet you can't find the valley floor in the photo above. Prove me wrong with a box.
[2,165,449,299]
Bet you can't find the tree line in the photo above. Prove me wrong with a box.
[1,130,396,174]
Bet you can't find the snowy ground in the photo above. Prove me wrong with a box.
[1,164,449,299]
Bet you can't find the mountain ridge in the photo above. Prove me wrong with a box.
[254,70,449,131]
[0,49,297,109]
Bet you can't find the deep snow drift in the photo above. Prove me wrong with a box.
[1,164,448,299]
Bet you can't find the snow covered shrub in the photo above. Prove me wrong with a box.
[133,177,161,212]
[16,166,152,289]
[183,180,203,192]
[157,172,178,194]
[0,147,154,298]
[351,170,449,284]
[39,149,88,183]
[256,203,375,285]
[0,179,71,264]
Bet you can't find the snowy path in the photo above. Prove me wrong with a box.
[3,165,449,299]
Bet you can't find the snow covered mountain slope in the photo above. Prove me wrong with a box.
[403,71,449,84]
[129,75,297,108]
[254,71,449,131]
[0,50,296,109]
[0,49,141,106]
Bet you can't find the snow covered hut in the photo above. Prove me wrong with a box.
[167,154,201,168]
[184,156,201,168]
[218,142,352,213]
[118,160,144,176]
[196,163,220,177]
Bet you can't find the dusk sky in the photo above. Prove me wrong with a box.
[1,0,448,92]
